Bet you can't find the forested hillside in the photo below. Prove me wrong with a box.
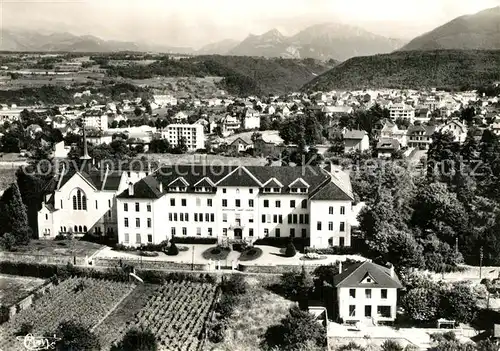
[302,50,500,92]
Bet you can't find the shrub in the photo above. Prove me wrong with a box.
[15,322,33,336]
[54,320,101,351]
[111,327,157,351]
[232,242,249,252]
[221,274,247,296]
[381,340,404,351]
[171,236,217,245]
[206,320,226,343]
[285,242,297,257]
[305,246,358,255]
[178,245,189,252]
[167,242,179,256]
[139,251,159,257]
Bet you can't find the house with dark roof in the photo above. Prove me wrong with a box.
[407,125,437,149]
[342,129,369,153]
[376,138,400,159]
[334,261,402,323]
[115,165,354,248]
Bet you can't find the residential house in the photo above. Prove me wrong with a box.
[244,109,261,130]
[438,120,467,143]
[376,139,400,159]
[221,115,241,136]
[415,108,431,123]
[229,137,252,153]
[407,125,437,149]
[375,119,408,147]
[323,106,354,117]
[160,123,205,151]
[334,261,402,323]
[343,130,369,153]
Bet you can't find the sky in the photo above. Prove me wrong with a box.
[1,0,499,48]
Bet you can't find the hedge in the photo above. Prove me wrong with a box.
[0,261,217,285]
[253,237,310,250]
[171,237,217,245]
[305,246,359,255]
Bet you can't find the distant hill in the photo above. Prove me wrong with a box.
[229,24,405,61]
[302,50,500,92]
[401,6,500,51]
[106,55,335,96]
[196,39,239,55]
[0,29,194,54]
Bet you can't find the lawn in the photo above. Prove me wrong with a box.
[202,246,231,260]
[238,247,263,262]
[10,239,103,257]
[0,274,46,306]
[205,275,295,351]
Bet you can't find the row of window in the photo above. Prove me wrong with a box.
[349,305,391,318]
[317,221,345,232]
[59,225,88,233]
[124,218,152,228]
[349,288,388,299]
[171,227,213,236]
[167,212,216,222]
[124,233,153,244]
[124,203,152,212]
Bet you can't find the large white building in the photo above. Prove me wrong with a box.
[83,114,108,131]
[115,165,354,248]
[389,103,415,123]
[160,124,205,151]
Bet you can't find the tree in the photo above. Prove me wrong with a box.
[111,328,157,351]
[402,286,441,322]
[134,106,143,117]
[167,242,179,256]
[54,321,100,351]
[263,306,326,351]
[285,241,297,257]
[281,267,313,306]
[221,274,247,296]
[0,183,31,244]
[439,283,477,323]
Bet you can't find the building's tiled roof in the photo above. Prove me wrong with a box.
[310,181,353,201]
[117,177,162,199]
[376,138,400,151]
[333,261,402,289]
[57,161,123,192]
[218,167,262,187]
[344,130,367,140]
[407,125,437,136]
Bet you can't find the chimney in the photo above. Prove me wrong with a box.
[338,261,342,274]
[101,165,110,191]
[158,181,163,193]
[389,264,395,278]
[128,182,134,196]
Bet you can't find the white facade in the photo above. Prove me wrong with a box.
[116,166,354,248]
[84,114,108,131]
[389,103,415,123]
[244,115,261,130]
[438,120,467,144]
[337,286,398,322]
[160,124,205,151]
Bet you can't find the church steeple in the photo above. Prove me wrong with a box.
[80,120,91,161]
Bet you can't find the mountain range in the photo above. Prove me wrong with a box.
[0,24,405,61]
[400,6,500,51]
[230,24,405,61]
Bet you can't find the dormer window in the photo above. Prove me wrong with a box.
[291,188,297,193]
[300,188,308,193]
[195,187,203,192]
[168,186,177,192]
[204,187,211,192]
[178,186,186,192]
[264,188,271,193]
[273,188,281,193]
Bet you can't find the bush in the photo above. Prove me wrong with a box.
[221,274,247,296]
[206,320,226,343]
[253,237,309,251]
[305,246,358,255]
[381,340,404,351]
[171,236,217,245]
[285,242,297,257]
[54,320,101,351]
[232,242,249,252]
[15,322,33,336]
[167,242,179,256]
[139,251,159,257]
[112,328,157,351]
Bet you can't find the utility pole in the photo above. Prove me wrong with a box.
[480,246,484,280]
[455,237,458,253]
[191,245,195,271]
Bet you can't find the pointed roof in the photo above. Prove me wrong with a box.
[262,177,284,188]
[289,177,310,188]
[333,261,402,289]
[168,177,189,187]
[193,177,216,187]
[117,176,163,199]
[310,180,353,201]
[217,166,263,187]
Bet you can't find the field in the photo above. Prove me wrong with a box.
[205,276,295,351]
[0,274,45,306]
[145,153,267,166]
[9,239,103,257]
[0,277,135,351]
[128,281,217,351]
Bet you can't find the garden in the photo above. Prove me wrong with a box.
[0,277,135,351]
[125,280,218,351]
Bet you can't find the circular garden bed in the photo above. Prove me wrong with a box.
[201,246,231,260]
[238,247,263,262]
